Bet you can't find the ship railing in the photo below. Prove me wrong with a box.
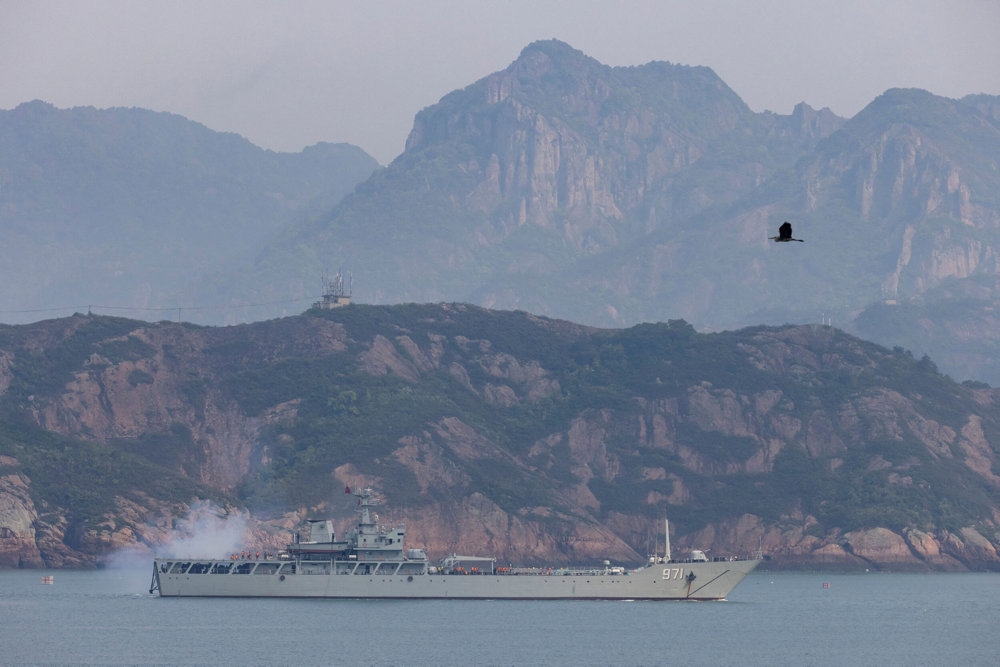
[495,566,628,576]
[649,553,759,565]
[440,554,497,574]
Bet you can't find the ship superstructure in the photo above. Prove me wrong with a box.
[150,487,760,600]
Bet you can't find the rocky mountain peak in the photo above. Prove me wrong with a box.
[512,39,600,74]
[790,101,842,136]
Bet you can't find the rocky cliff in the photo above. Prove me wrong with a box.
[1,305,998,571]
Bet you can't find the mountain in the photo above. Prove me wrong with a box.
[1,304,998,570]
[218,41,1000,384]
[765,89,1000,384]
[238,40,842,316]
[0,101,378,324]
[6,43,999,383]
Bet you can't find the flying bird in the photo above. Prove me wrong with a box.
[769,221,804,242]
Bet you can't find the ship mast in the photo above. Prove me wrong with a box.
[354,487,379,535]
[665,518,672,563]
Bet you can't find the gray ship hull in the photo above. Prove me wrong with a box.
[152,558,759,600]
[151,488,760,600]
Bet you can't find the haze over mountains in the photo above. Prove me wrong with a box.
[2,40,1000,570]
[3,39,1000,386]
[0,101,378,322]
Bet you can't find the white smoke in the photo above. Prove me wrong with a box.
[156,500,251,558]
[106,499,250,569]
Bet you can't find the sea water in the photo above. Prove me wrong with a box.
[0,569,996,665]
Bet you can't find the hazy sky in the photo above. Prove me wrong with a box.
[3,0,999,164]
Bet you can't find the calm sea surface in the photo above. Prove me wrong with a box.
[0,568,996,665]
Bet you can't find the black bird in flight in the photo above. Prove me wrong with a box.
[769,221,804,242]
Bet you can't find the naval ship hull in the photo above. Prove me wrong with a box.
[151,558,759,600]
[151,487,760,600]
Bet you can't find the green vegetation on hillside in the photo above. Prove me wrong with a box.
[0,418,223,529]
[0,306,997,563]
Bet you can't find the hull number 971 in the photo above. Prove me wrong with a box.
[661,568,684,580]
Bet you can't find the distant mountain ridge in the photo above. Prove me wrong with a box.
[225,41,1000,384]
[0,100,378,323]
[251,40,844,314]
[4,40,1000,385]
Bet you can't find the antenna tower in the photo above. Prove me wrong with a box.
[314,271,353,309]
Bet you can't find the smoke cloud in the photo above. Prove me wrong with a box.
[106,499,250,569]
[155,500,251,558]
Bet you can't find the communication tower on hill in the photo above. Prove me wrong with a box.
[314,271,352,309]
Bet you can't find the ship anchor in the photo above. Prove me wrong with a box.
[685,571,697,598]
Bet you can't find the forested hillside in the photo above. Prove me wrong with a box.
[1,304,997,570]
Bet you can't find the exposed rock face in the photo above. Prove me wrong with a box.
[400,493,640,565]
[1,309,999,571]
[405,40,830,264]
[0,457,43,567]
[30,316,349,490]
[684,515,998,572]
[795,90,1000,305]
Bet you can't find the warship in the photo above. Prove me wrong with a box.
[150,487,760,600]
